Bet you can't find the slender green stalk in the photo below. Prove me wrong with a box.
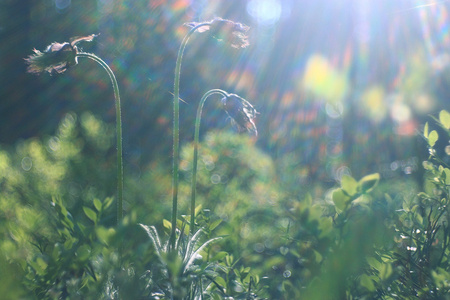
[190,89,228,235]
[76,52,124,226]
[171,22,209,249]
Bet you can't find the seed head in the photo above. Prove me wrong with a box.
[185,18,250,49]
[25,34,98,75]
[221,93,258,135]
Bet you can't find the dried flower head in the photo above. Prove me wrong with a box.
[25,34,97,75]
[221,93,258,135]
[185,17,250,49]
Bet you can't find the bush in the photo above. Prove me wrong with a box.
[3,110,450,299]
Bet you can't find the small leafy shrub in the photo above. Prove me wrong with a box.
[258,110,450,299]
[0,113,141,299]
[0,111,269,298]
[179,130,282,260]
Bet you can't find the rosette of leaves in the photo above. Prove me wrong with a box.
[139,223,224,299]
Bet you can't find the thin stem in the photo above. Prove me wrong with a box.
[76,52,123,226]
[170,22,209,250]
[190,89,228,235]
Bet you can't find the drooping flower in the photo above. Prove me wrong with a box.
[25,34,97,75]
[185,17,250,49]
[221,93,258,135]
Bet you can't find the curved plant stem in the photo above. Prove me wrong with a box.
[170,22,209,249]
[190,89,229,235]
[76,52,124,226]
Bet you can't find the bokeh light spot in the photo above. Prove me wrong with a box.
[283,270,292,278]
[414,93,436,114]
[334,166,351,181]
[21,157,32,171]
[361,86,387,123]
[55,0,71,10]
[390,100,411,123]
[247,0,282,26]
[48,137,60,152]
[210,173,221,184]
[303,55,348,103]
[254,243,265,253]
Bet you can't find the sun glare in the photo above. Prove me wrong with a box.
[246,0,284,26]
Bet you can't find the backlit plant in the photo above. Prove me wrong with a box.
[25,35,124,226]
[190,89,257,235]
[169,17,250,248]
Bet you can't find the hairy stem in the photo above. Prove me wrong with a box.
[190,89,228,235]
[76,52,124,226]
[170,22,209,249]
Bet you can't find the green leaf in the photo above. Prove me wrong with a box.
[439,110,450,129]
[96,227,116,245]
[214,276,226,288]
[195,204,203,216]
[210,219,222,231]
[400,214,413,228]
[415,212,423,225]
[428,130,438,147]
[225,254,234,266]
[233,268,240,278]
[367,257,381,269]
[360,274,376,291]
[64,237,75,250]
[103,197,114,210]
[76,245,91,261]
[358,173,380,193]
[444,168,450,185]
[30,257,48,276]
[210,251,228,262]
[332,188,350,211]
[93,198,102,212]
[379,263,393,280]
[52,243,63,260]
[402,201,410,212]
[422,161,434,170]
[418,192,430,199]
[424,122,429,138]
[341,175,358,196]
[163,219,172,231]
[83,206,97,223]
[318,217,333,238]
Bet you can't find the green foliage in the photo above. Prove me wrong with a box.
[272,110,450,299]
[174,111,450,299]
[4,106,450,299]
[0,113,131,298]
[139,222,222,299]
[180,130,277,214]
[179,130,283,269]
[0,115,266,298]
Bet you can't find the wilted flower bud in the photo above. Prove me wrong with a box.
[221,93,258,135]
[185,17,250,49]
[25,34,97,75]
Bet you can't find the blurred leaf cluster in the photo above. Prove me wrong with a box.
[3,111,450,299]
[183,110,450,300]
[0,113,269,299]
